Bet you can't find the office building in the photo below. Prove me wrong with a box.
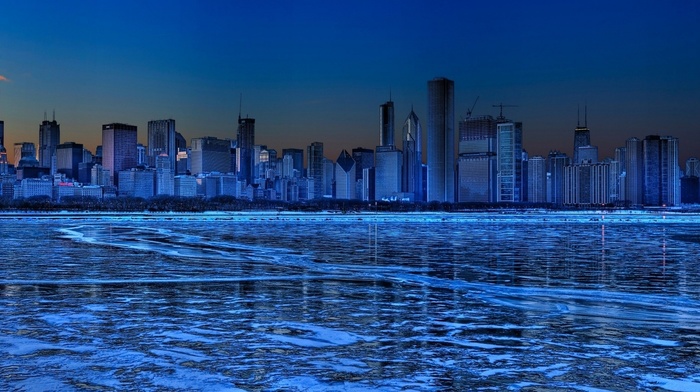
[457,114,498,203]
[118,169,155,198]
[625,137,644,205]
[643,135,680,206]
[56,142,83,180]
[236,115,255,184]
[148,119,176,169]
[380,100,395,147]
[402,109,423,202]
[282,148,304,177]
[563,162,610,205]
[190,137,231,175]
[577,145,598,164]
[573,108,590,164]
[307,142,324,199]
[335,149,356,199]
[14,142,37,168]
[427,77,455,202]
[375,146,402,200]
[496,122,523,202]
[686,157,700,177]
[352,147,374,199]
[102,123,138,187]
[155,153,174,196]
[39,113,60,170]
[527,155,547,203]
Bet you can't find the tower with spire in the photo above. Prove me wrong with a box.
[402,106,423,201]
[573,105,591,164]
[39,110,60,171]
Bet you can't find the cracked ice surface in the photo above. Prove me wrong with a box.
[1,211,700,391]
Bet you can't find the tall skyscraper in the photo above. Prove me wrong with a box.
[547,151,569,205]
[686,157,700,177]
[642,135,680,206]
[335,149,356,199]
[39,112,60,170]
[427,77,455,202]
[573,107,590,164]
[236,115,255,184]
[147,119,176,169]
[528,155,547,203]
[0,120,4,149]
[457,114,498,203]
[56,142,84,180]
[307,142,324,199]
[102,123,138,187]
[625,137,644,206]
[379,100,395,147]
[352,147,374,200]
[496,122,523,202]
[402,109,423,202]
[156,153,174,196]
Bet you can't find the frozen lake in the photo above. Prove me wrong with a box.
[1,211,700,391]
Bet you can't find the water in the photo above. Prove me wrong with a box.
[1,211,700,391]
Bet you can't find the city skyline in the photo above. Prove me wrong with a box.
[0,1,699,165]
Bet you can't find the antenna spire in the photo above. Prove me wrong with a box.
[584,104,588,128]
[44,110,47,122]
[238,93,242,122]
[52,109,55,122]
[577,104,580,127]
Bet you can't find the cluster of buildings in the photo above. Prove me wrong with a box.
[0,77,697,207]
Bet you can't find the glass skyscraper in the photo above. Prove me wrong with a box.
[102,123,137,187]
[402,109,423,202]
[379,100,395,147]
[427,77,455,202]
[147,119,176,170]
[39,114,60,170]
[496,122,523,202]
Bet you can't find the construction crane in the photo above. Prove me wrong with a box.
[492,103,518,120]
[465,96,479,119]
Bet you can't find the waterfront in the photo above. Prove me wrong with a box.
[1,212,700,391]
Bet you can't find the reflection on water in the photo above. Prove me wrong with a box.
[1,212,700,391]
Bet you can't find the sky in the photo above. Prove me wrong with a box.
[1,0,699,166]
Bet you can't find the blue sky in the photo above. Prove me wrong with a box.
[1,0,699,164]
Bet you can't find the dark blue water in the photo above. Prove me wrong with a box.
[1,212,700,391]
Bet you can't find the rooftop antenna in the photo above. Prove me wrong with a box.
[492,103,518,121]
[44,110,47,122]
[389,87,392,102]
[577,104,580,127]
[52,109,55,122]
[584,104,588,128]
[238,93,242,122]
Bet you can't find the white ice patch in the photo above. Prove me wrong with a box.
[641,374,700,391]
[260,322,375,348]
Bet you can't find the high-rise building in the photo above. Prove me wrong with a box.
[375,146,402,200]
[14,142,37,168]
[56,142,83,180]
[380,100,395,147]
[236,115,255,184]
[573,107,590,164]
[642,135,680,206]
[102,123,137,187]
[527,155,547,203]
[282,148,304,177]
[148,119,176,169]
[577,145,598,163]
[352,147,374,200]
[402,109,423,202]
[427,77,455,202]
[155,153,174,196]
[625,137,643,205]
[190,137,231,175]
[496,122,523,202]
[457,114,498,203]
[563,162,610,205]
[335,150,356,199]
[0,120,5,148]
[39,113,60,170]
[307,142,324,199]
[686,157,700,177]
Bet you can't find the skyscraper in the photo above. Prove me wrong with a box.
[427,77,455,202]
[39,113,60,170]
[282,148,304,177]
[402,109,423,202]
[527,155,547,203]
[352,147,374,200]
[625,137,643,205]
[147,119,176,169]
[335,149,356,199]
[236,115,255,184]
[0,120,4,149]
[307,142,324,199]
[686,157,700,177]
[457,114,498,203]
[642,135,680,206]
[547,151,569,205]
[102,123,138,187]
[573,107,590,164]
[379,100,395,147]
[190,137,231,175]
[496,122,523,202]
[56,142,84,180]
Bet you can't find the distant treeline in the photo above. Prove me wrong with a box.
[0,194,632,213]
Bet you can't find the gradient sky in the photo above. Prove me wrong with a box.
[1,0,699,166]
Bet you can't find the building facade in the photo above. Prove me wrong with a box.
[102,123,138,187]
[427,77,455,202]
